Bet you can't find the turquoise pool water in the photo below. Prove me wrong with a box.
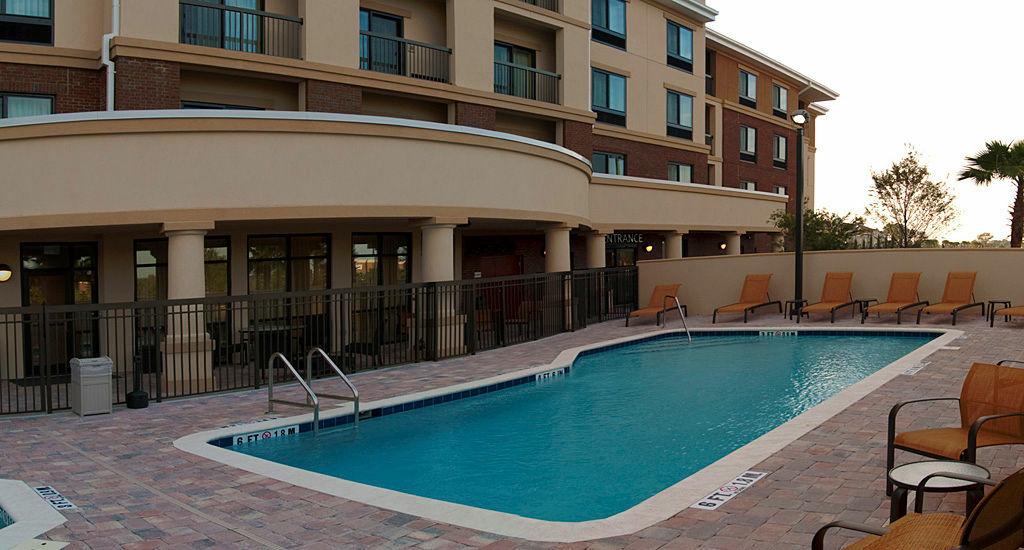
[0,505,12,529]
[234,332,933,521]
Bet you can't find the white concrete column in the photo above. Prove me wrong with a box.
[664,231,685,259]
[726,232,743,256]
[545,226,572,273]
[585,231,607,269]
[421,223,457,282]
[166,229,208,299]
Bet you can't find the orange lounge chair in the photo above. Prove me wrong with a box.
[627,284,686,326]
[712,274,780,323]
[992,304,1024,327]
[861,272,927,325]
[917,271,984,325]
[800,272,857,323]
[887,361,1024,496]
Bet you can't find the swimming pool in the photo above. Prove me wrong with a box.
[178,328,953,541]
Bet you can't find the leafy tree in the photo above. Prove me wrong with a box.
[958,140,1024,248]
[866,148,959,248]
[770,207,865,251]
[976,232,994,247]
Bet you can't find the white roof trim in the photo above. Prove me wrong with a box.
[706,29,838,102]
[0,109,592,167]
[650,0,718,23]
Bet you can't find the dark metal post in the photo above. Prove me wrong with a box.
[794,126,805,304]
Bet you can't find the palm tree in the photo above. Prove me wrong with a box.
[958,140,1024,247]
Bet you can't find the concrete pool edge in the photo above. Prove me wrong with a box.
[173,327,960,543]
[0,479,69,550]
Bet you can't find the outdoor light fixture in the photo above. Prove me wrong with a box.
[719,242,727,251]
[645,244,654,253]
[0,264,11,283]
[790,109,810,126]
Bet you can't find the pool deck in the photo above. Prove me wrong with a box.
[3,311,1023,549]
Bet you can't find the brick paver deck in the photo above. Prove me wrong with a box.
[3,311,1022,549]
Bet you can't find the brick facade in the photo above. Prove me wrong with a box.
[114,57,180,110]
[305,80,361,114]
[562,120,592,159]
[722,108,798,213]
[0,62,105,113]
[593,133,709,184]
[454,102,495,130]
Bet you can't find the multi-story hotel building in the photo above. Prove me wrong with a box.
[0,0,836,312]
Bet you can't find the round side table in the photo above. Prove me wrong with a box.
[887,460,989,522]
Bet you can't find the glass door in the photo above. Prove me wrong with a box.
[360,9,403,75]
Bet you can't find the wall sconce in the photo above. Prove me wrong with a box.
[0,263,11,283]
[718,242,727,251]
[645,244,654,253]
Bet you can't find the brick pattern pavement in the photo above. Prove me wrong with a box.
[3,311,1023,549]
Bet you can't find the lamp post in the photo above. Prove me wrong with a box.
[790,109,810,307]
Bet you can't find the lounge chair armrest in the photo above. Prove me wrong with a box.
[966,412,1024,461]
[914,471,997,512]
[996,360,1024,367]
[888,398,960,444]
[811,521,889,550]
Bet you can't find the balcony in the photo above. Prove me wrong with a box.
[494,62,560,104]
[517,0,560,12]
[179,0,302,59]
[359,32,452,84]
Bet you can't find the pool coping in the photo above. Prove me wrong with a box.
[0,479,69,550]
[173,326,960,543]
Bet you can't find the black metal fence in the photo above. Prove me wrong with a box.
[0,267,636,415]
[359,31,452,83]
[180,0,302,59]
[518,0,560,12]
[494,61,560,104]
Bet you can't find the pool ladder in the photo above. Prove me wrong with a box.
[267,347,360,435]
[661,296,692,343]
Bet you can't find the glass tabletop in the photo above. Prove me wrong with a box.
[889,460,990,489]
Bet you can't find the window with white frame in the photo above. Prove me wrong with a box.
[773,185,787,195]
[740,181,757,191]
[738,70,757,108]
[772,84,788,119]
[773,135,787,168]
[740,125,756,162]
[668,162,693,183]
[666,89,693,140]
[666,20,693,72]
[593,151,626,175]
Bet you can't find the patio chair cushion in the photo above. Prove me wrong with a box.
[630,306,664,318]
[892,427,1024,459]
[802,301,847,314]
[843,512,963,549]
[921,302,973,315]
[867,302,917,314]
[994,306,1024,318]
[715,302,761,313]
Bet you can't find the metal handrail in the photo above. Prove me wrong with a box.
[493,59,561,79]
[180,0,302,23]
[662,295,691,343]
[267,352,321,433]
[306,347,360,429]
[358,31,451,53]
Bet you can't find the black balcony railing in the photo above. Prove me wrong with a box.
[179,0,302,59]
[494,61,560,104]
[518,0,560,12]
[0,267,636,415]
[359,31,452,84]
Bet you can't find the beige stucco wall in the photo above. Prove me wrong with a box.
[55,0,106,50]
[0,115,590,231]
[119,0,178,44]
[638,249,1024,316]
[589,175,786,232]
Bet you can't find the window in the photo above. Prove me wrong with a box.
[739,70,757,108]
[180,0,262,53]
[666,20,693,72]
[666,90,693,140]
[133,237,232,301]
[705,50,716,96]
[181,101,263,110]
[740,181,757,191]
[773,185,787,195]
[592,0,626,49]
[668,163,693,184]
[248,234,330,294]
[352,233,411,287]
[772,84,788,119]
[360,8,404,75]
[773,135,787,169]
[740,125,756,162]
[593,151,625,175]
[1,93,52,118]
[0,0,52,45]
[592,69,626,126]
[494,41,537,99]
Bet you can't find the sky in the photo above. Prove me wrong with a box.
[708,0,1024,242]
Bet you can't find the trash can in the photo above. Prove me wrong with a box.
[70,357,113,416]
